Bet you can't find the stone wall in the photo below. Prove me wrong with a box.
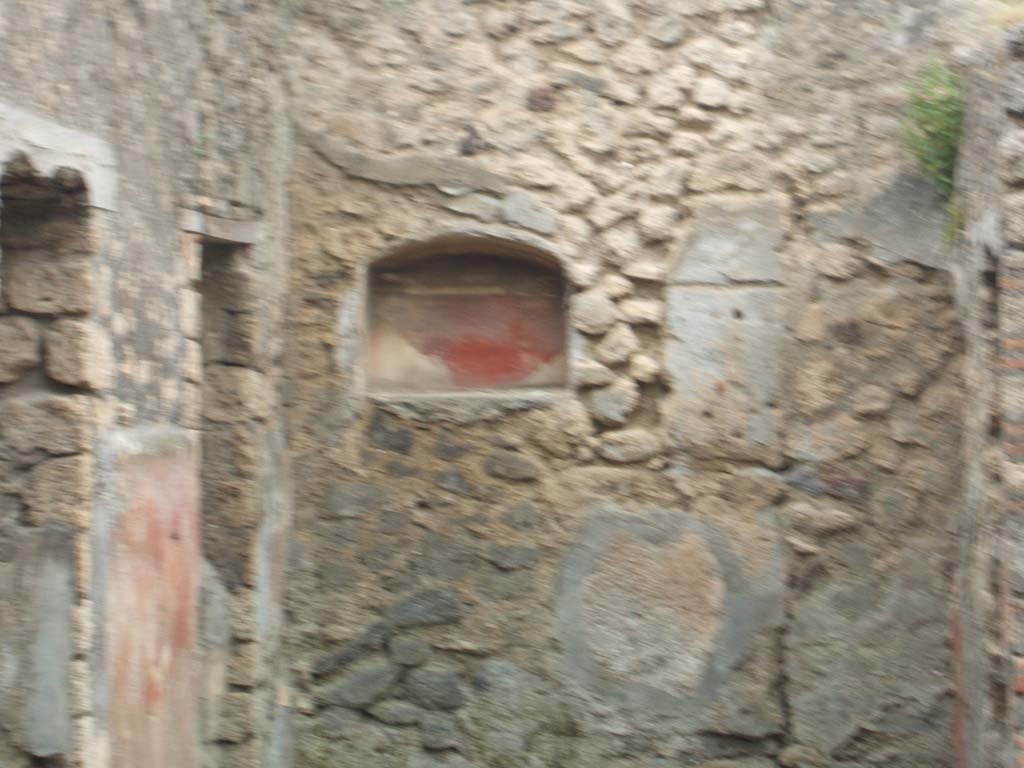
[0,1,293,766]
[0,2,1013,768]
[282,2,981,767]
[953,23,1024,768]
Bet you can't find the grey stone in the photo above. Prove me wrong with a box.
[596,428,662,463]
[649,18,685,47]
[390,635,432,666]
[501,502,542,530]
[478,568,534,601]
[311,132,509,193]
[589,378,640,426]
[482,450,540,482]
[573,359,615,387]
[433,435,472,461]
[673,195,788,284]
[323,480,390,519]
[386,590,463,628]
[407,666,467,710]
[435,470,471,496]
[1009,68,1024,117]
[444,193,503,222]
[318,657,401,709]
[369,700,424,725]
[368,412,413,454]
[594,323,639,365]
[570,289,619,335]
[313,622,393,678]
[420,713,461,751]
[408,752,477,768]
[807,173,947,269]
[316,709,359,738]
[501,190,558,234]
[485,544,541,571]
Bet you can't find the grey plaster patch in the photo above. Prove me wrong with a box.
[0,100,118,211]
[787,542,953,757]
[22,524,74,757]
[555,503,783,726]
[807,172,949,270]
[673,195,789,284]
[663,286,785,456]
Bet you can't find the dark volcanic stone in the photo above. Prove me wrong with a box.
[318,657,400,708]
[483,450,540,482]
[407,667,467,710]
[485,544,541,571]
[390,635,432,666]
[323,480,389,519]
[313,622,393,678]
[433,435,472,461]
[420,713,461,750]
[435,470,471,496]
[368,412,413,454]
[386,589,463,628]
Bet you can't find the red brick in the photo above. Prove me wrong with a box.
[1003,357,1024,370]
[1001,276,1024,292]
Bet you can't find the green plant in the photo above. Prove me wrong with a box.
[944,198,966,244]
[904,60,964,199]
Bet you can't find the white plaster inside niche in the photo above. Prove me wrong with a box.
[0,100,118,211]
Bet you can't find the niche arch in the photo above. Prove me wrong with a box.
[366,234,569,393]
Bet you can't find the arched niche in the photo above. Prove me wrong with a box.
[367,235,568,393]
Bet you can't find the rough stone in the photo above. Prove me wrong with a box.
[573,359,615,387]
[628,353,661,383]
[595,428,662,463]
[0,317,39,382]
[482,450,540,482]
[407,667,466,710]
[637,204,677,242]
[386,590,464,628]
[594,322,639,365]
[420,713,461,751]
[501,190,558,235]
[589,378,640,426]
[313,622,393,678]
[204,366,272,422]
[44,319,113,390]
[570,289,619,335]
[2,253,95,314]
[485,544,541,570]
[0,395,92,456]
[693,77,731,108]
[619,298,664,325]
[787,502,859,536]
[444,193,503,222]
[312,133,508,193]
[323,481,390,519]
[853,384,893,416]
[368,412,414,454]
[318,658,401,709]
[25,454,94,528]
[369,700,423,725]
[389,636,432,666]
